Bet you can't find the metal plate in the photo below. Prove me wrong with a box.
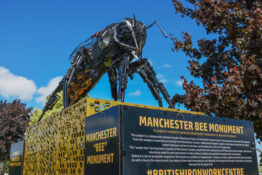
[85,107,120,175]
[122,106,259,175]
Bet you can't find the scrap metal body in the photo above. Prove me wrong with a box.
[39,17,173,121]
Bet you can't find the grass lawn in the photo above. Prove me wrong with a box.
[259,166,262,174]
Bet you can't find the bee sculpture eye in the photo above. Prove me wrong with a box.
[115,21,136,47]
[114,19,147,53]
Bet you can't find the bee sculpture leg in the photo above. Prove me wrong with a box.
[135,59,174,108]
[63,80,69,108]
[108,68,118,101]
[37,81,63,122]
[117,54,130,102]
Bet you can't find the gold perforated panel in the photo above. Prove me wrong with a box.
[23,97,203,175]
[23,111,60,175]
[23,99,87,175]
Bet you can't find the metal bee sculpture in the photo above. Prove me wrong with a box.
[38,17,174,122]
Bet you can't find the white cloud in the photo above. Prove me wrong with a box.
[175,80,184,87]
[157,74,168,84]
[36,76,63,103]
[0,67,36,100]
[128,90,142,97]
[163,63,173,68]
[160,79,168,84]
[157,74,164,79]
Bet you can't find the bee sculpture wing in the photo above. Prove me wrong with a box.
[69,36,98,64]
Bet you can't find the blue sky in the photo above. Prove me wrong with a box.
[0,0,261,157]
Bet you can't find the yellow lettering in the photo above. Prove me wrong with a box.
[148,117,153,127]
[86,127,117,142]
[153,118,159,127]
[94,142,107,152]
[86,153,114,164]
[139,116,147,126]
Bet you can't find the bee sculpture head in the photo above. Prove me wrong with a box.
[114,17,167,58]
[113,17,147,57]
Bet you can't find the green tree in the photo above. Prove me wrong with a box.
[171,0,262,140]
[30,91,63,125]
[29,108,42,125]
[0,99,32,172]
